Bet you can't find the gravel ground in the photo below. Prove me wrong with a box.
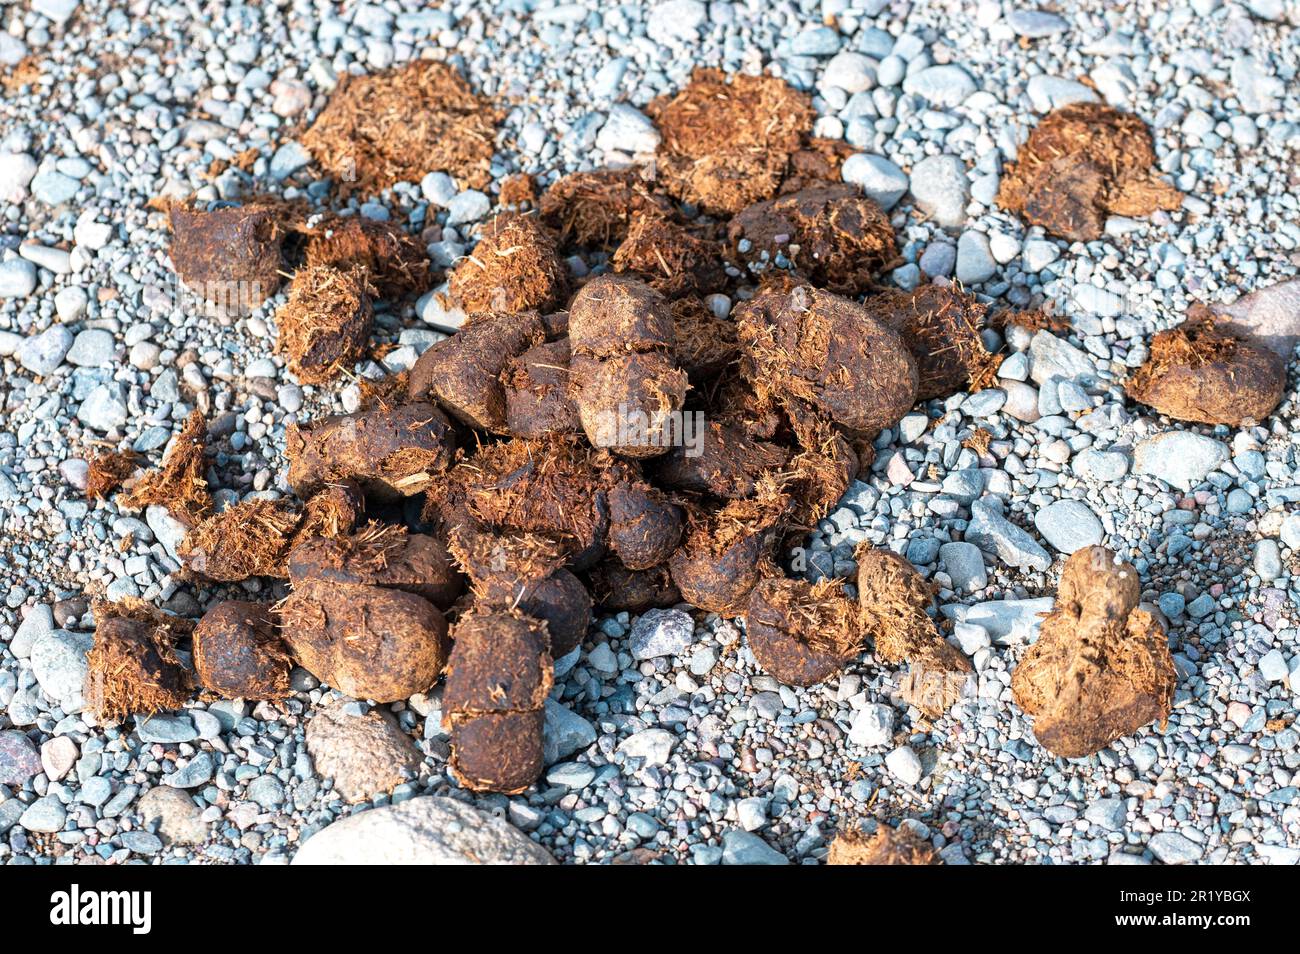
[2,0,1300,865]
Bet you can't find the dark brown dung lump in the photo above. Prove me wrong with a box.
[827,825,939,865]
[85,599,193,722]
[275,264,374,386]
[745,578,861,686]
[647,68,814,216]
[279,580,449,703]
[287,523,463,610]
[501,338,581,438]
[611,213,726,298]
[588,560,681,613]
[285,401,455,501]
[168,200,283,312]
[301,59,499,193]
[735,281,918,438]
[567,275,689,458]
[192,601,292,700]
[304,216,431,299]
[407,311,546,432]
[670,296,740,381]
[997,103,1181,242]
[652,421,789,499]
[1011,546,1176,758]
[472,566,592,658]
[729,183,896,295]
[1125,312,1285,426]
[606,480,685,571]
[448,213,567,315]
[539,166,673,250]
[442,611,553,794]
[861,284,1001,400]
[668,484,789,616]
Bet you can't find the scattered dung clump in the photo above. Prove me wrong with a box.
[275,264,374,385]
[856,545,972,718]
[501,338,581,438]
[287,523,463,610]
[408,311,547,432]
[648,68,815,215]
[285,401,455,501]
[862,284,1002,399]
[567,275,689,458]
[85,449,138,500]
[997,102,1181,242]
[729,183,896,295]
[304,216,431,299]
[447,213,567,315]
[1126,312,1285,426]
[827,825,939,865]
[442,611,553,794]
[192,601,292,700]
[745,578,861,686]
[84,599,193,722]
[735,281,918,438]
[539,166,673,250]
[301,59,499,193]
[588,560,681,613]
[167,200,284,312]
[612,213,726,297]
[1011,546,1176,758]
[279,580,449,703]
[117,410,212,526]
[178,498,303,581]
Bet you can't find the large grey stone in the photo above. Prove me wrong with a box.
[29,629,93,711]
[292,796,555,864]
[910,154,969,228]
[966,500,1052,571]
[1033,500,1104,554]
[841,153,908,210]
[1133,432,1229,490]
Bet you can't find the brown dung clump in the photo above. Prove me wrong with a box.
[279,580,450,703]
[448,213,567,315]
[668,482,789,615]
[84,599,193,722]
[856,545,972,718]
[745,577,861,686]
[735,281,918,438]
[588,560,681,614]
[652,421,789,499]
[192,601,292,700]
[729,183,896,295]
[567,275,689,458]
[301,59,499,193]
[782,137,856,193]
[285,401,455,502]
[442,611,553,794]
[117,410,212,526]
[275,264,375,385]
[1011,546,1176,758]
[168,200,284,312]
[862,284,1001,400]
[178,498,302,581]
[827,825,939,865]
[304,216,431,299]
[670,296,740,381]
[408,311,547,432]
[287,522,464,610]
[612,212,726,297]
[85,449,139,500]
[501,338,581,438]
[539,166,673,250]
[606,480,685,571]
[1125,312,1285,426]
[997,103,1182,242]
[647,68,815,215]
